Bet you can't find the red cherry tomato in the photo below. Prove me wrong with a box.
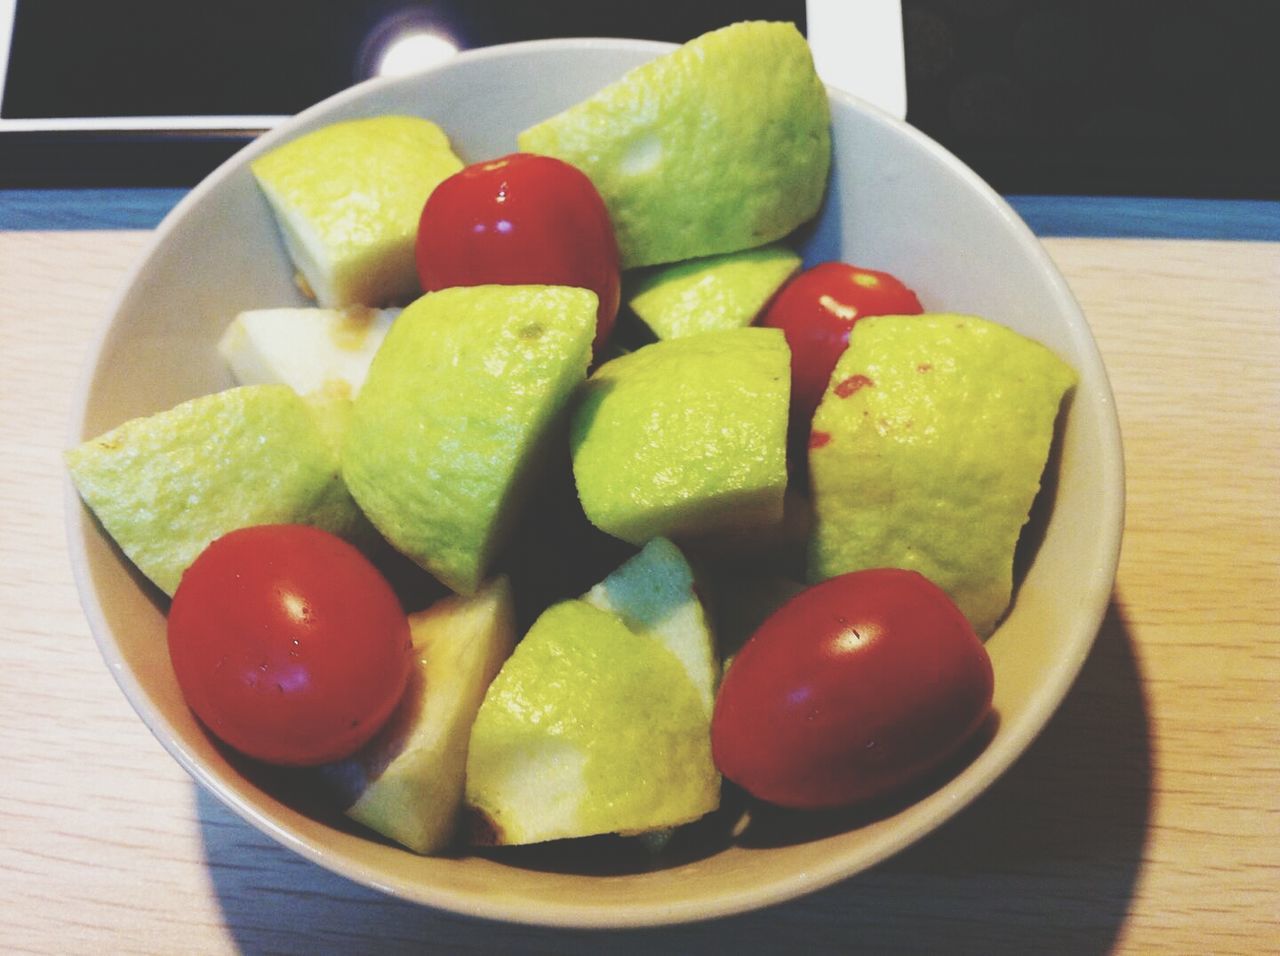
[711,568,993,809]
[167,525,412,766]
[760,262,923,431]
[415,152,621,355]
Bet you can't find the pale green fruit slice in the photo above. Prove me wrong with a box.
[251,115,463,307]
[464,599,717,846]
[219,305,398,399]
[297,389,381,549]
[343,285,597,595]
[66,385,368,595]
[518,21,830,269]
[627,243,802,341]
[582,537,717,715]
[324,577,516,854]
[808,313,1078,636]
[571,326,790,546]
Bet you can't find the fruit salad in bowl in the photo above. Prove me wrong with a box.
[66,22,1123,927]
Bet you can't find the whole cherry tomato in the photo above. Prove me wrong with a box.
[415,152,621,355]
[760,262,923,433]
[711,568,993,809]
[167,524,412,766]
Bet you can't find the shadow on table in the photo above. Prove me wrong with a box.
[198,595,1150,955]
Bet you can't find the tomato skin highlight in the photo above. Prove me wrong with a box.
[760,262,924,434]
[415,152,621,355]
[711,568,994,809]
[167,525,412,767]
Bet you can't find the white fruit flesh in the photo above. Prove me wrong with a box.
[583,537,718,715]
[465,542,719,846]
[324,578,516,854]
[218,306,397,398]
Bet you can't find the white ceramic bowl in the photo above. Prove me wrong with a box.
[66,37,1124,928]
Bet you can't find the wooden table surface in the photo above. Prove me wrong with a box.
[1,229,1277,954]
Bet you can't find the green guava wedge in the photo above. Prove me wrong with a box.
[324,577,516,854]
[251,115,463,307]
[296,389,381,548]
[342,285,597,595]
[627,243,802,341]
[66,384,369,596]
[807,313,1078,636]
[517,21,830,269]
[464,593,718,846]
[571,326,790,546]
[582,537,718,715]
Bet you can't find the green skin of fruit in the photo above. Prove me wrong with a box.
[66,384,368,596]
[342,284,597,595]
[807,313,1078,636]
[582,537,719,716]
[252,115,463,307]
[571,326,791,547]
[518,21,831,269]
[627,242,803,341]
[464,598,717,845]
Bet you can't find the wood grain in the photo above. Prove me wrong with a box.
[1,232,1277,955]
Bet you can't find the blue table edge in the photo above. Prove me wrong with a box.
[1,188,1277,241]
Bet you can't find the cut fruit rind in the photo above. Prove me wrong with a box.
[518,21,830,269]
[807,313,1078,636]
[324,577,517,854]
[251,115,463,307]
[627,243,803,341]
[464,598,718,846]
[571,326,791,546]
[342,284,597,595]
[583,538,718,716]
[66,384,368,596]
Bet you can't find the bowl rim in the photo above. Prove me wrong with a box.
[65,34,1125,929]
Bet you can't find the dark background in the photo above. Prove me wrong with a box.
[2,0,1276,196]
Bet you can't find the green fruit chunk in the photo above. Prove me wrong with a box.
[464,597,718,846]
[66,384,368,596]
[343,285,597,595]
[571,327,790,546]
[298,389,381,548]
[807,314,1078,636]
[251,115,463,307]
[518,21,830,269]
[582,537,718,715]
[324,577,516,854]
[628,243,802,341]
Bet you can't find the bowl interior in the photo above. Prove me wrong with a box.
[67,37,1123,928]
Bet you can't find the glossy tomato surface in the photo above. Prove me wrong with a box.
[167,525,412,766]
[415,152,620,355]
[711,568,993,809]
[760,262,924,433]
